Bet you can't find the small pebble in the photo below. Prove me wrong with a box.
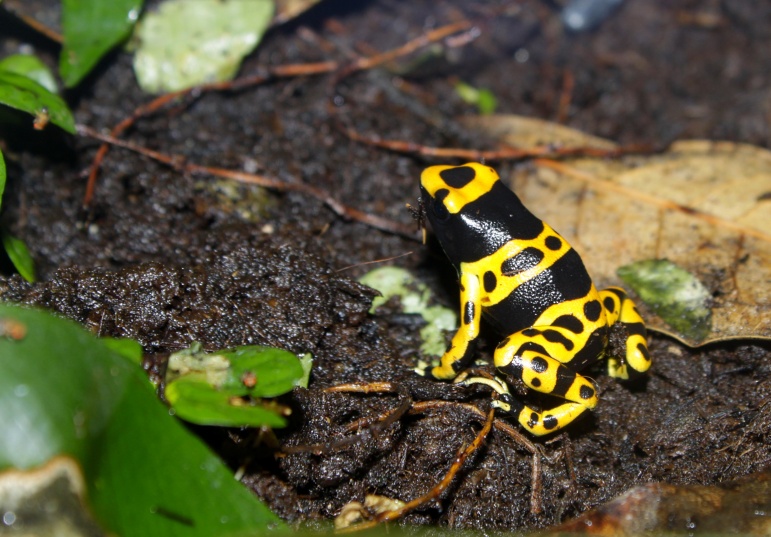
[561,0,625,32]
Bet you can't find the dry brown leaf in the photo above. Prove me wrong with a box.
[545,471,771,536]
[461,115,771,345]
[466,114,618,150]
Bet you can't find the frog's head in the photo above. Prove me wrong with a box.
[419,163,509,264]
[420,163,498,216]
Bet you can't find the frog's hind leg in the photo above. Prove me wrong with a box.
[493,395,590,436]
[491,328,599,435]
[599,287,651,379]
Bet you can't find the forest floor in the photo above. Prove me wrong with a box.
[1,0,769,532]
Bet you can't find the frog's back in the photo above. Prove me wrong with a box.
[420,163,594,334]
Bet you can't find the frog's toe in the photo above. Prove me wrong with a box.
[414,360,432,377]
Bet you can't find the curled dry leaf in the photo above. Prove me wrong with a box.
[461,115,771,345]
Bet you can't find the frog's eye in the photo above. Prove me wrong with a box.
[432,200,449,221]
[432,190,451,221]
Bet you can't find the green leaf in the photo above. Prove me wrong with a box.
[166,376,289,428]
[101,337,144,366]
[60,0,143,87]
[221,345,304,398]
[1,231,36,282]
[165,344,303,427]
[617,259,713,342]
[455,81,497,115]
[0,70,75,133]
[0,149,5,206]
[0,54,58,93]
[0,304,284,536]
[359,266,456,357]
[298,353,313,389]
[133,0,274,93]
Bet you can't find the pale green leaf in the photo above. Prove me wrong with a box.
[133,0,273,93]
[297,353,313,389]
[618,259,712,342]
[359,266,457,357]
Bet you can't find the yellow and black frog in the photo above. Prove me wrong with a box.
[417,162,650,435]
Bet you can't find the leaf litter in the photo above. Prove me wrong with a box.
[2,1,771,533]
[462,115,771,345]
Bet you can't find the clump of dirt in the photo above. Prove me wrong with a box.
[0,0,770,532]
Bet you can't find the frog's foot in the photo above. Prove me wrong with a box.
[493,395,590,436]
[600,287,651,379]
[414,359,432,377]
[414,359,455,380]
[415,358,468,380]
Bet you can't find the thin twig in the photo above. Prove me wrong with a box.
[83,20,475,207]
[77,125,416,237]
[4,3,63,43]
[281,384,411,455]
[343,125,656,162]
[338,407,495,532]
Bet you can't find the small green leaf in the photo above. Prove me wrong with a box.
[102,337,144,366]
[60,0,142,87]
[0,304,283,536]
[0,149,5,206]
[222,345,304,398]
[165,344,303,427]
[0,70,75,133]
[618,259,713,342]
[165,376,288,428]
[0,54,58,93]
[133,0,274,93]
[298,353,313,389]
[455,81,497,115]
[1,231,36,282]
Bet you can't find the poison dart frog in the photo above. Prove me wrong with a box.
[417,162,650,436]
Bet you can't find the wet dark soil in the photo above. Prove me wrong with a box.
[1,0,770,531]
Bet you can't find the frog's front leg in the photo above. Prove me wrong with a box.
[600,287,651,380]
[492,327,599,435]
[420,270,482,380]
